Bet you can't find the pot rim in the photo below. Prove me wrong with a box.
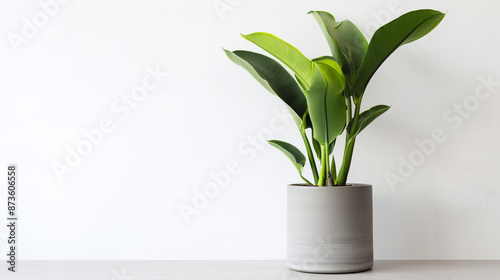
[288,183,371,188]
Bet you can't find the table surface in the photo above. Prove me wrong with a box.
[0,260,499,279]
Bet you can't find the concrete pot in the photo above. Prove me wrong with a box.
[287,184,373,273]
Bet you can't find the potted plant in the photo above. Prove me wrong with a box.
[224,9,445,273]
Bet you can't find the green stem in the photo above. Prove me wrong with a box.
[300,129,319,184]
[346,95,353,123]
[317,144,330,186]
[300,175,313,185]
[330,154,337,183]
[336,139,355,186]
[336,102,361,186]
[329,139,337,183]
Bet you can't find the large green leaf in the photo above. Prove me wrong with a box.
[355,9,445,97]
[312,55,341,65]
[347,104,390,140]
[224,49,308,120]
[308,11,343,67]
[309,11,368,76]
[242,32,314,88]
[268,140,309,183]
[332,19,368,76]
[298,60,346,145]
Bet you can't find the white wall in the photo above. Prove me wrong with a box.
[0,0,499,260]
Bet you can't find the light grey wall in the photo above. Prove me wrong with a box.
[0,0,499,260]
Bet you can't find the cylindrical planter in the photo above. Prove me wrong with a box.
[287,184,373,273]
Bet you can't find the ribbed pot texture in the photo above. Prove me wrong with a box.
[287,184,373,273]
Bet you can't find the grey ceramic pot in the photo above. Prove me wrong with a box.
[287,184,373,273]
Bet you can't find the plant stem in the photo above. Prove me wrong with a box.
[328,139,337,183]
[330,154,337,183]
[300,128,319,184]
[317,144,330,186]
[336,139,355,186]
[300,174,313,185]
[336,102,361,185]
[346,95,352,124]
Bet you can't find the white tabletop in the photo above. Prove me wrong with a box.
[0,260,499,279]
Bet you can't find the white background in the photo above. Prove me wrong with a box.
[0,0,499,260]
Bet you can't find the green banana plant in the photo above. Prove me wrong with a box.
[224,9,445,186]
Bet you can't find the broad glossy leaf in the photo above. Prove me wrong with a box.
[332,19,368,76]
[309,11,368,76]
[355,9,445,96]
[347,104,390,140]
[298,60,346,145]
[308,11,343,67]
[242,32,314,88]
[224,49,308,120]
[315,58,344,77]
[312,55,341,65]
[268,140,306,174]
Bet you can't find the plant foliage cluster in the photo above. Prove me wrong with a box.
[225,9,444,186]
